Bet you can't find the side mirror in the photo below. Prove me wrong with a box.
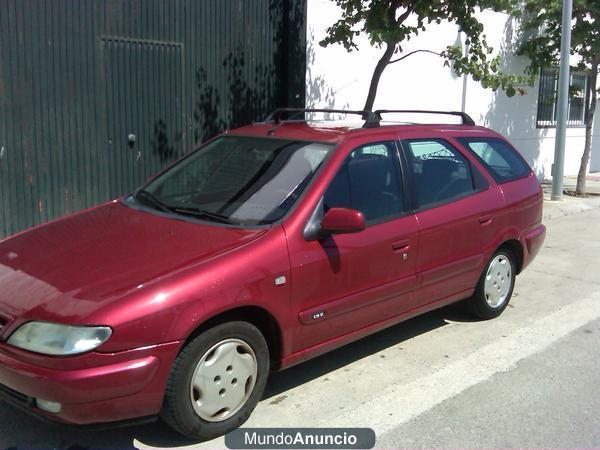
[321,208,366,235]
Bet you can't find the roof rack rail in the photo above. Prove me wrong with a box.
[264,108,381,128]
[263,108,476,128]
[375,109,476,126]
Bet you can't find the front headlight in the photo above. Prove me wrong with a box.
[7,322,112,356]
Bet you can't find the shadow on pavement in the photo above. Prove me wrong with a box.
[0,304,474,449]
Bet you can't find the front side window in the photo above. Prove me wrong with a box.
[137,136,333,225]
[404,139,475,209]
[457,137,531,184]
[324,142,403,224]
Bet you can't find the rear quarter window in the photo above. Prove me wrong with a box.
[457,137,532,183]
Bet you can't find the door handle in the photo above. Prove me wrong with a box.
[392,240,410,252]
[479,216,493,226]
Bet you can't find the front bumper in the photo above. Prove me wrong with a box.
[0,340,182,425]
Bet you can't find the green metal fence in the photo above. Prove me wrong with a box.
[0,0,306,238]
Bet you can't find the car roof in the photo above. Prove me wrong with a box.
[227,121,502,145]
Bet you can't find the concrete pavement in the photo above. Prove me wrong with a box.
[561,174,600,195]
[0,205,599,449]
[541,174,600,221]
[378,317,600,448]
[543,190,600,220]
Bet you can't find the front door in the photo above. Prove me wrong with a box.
[286,140,419,353]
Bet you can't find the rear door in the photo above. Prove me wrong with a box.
[456,136,542,240]
[400,137,503,305]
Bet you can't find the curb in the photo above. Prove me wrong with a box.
[543,196,600,221]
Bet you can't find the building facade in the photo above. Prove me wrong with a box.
[2,0,598,238]
[306,0,600,180]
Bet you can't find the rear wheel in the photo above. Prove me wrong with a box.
[466,249,516,320]
[160,321,269,440]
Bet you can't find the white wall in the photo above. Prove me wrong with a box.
[306,0,600,179]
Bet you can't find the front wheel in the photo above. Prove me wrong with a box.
[160,321,269,440]
[466,249,516,320]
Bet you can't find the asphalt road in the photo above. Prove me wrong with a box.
[1,208,599,449]
[378,316,600,448]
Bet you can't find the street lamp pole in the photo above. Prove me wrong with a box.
[551,0,573,201]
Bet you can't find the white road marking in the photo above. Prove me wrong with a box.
[318,292,600,435]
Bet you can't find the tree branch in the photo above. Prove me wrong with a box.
[396,1,417,25]
[388,0,402,25]
[389,49,443,64]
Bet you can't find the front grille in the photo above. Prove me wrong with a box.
[0,383,34,407]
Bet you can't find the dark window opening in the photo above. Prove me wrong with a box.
[537,68,591,128]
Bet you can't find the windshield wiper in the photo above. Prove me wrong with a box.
[134,189,173,213]
[134,190,237,224]
[170,206,236,224]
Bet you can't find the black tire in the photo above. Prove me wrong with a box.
[160,321,269,440]
[466,248,516,320]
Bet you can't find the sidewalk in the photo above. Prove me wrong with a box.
[562,174,600,195]
[542,180,600,221]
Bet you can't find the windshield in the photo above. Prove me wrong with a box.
[136,136,334,225]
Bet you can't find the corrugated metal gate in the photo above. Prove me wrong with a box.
[0,0,306,238]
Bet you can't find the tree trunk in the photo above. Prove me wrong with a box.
[363,42,396,112]
[576,63,598,196]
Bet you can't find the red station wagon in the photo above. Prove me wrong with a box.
[0,109,546,439]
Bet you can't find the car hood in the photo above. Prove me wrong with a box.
[0,201,268,324]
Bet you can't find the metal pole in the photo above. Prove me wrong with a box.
[551,0,573,201]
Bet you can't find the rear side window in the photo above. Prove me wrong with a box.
[457,137,531,183]
[403,139,475,209]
